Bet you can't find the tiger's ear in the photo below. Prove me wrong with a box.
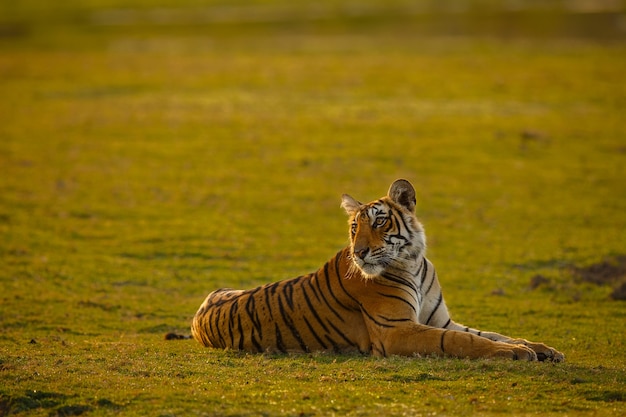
[388,179,416,212]
[341,194,361,216]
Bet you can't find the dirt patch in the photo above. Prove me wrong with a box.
[571,255,626,300]
[54,404,91,416]
[571,255,626,286]
[527,255,626,301]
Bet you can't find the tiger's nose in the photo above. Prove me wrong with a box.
[354,247,370,260]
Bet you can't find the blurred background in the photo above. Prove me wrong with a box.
[2,0,625,279]
[2,0,626,41]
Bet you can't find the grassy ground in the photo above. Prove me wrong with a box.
[1,1,626,416]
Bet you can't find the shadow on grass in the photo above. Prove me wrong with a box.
[0,391,100,417]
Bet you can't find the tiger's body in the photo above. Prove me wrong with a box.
[192,180,563,361]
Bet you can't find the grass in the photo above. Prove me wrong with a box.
[1,1,626,416]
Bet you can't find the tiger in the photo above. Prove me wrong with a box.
[191,179,564,361]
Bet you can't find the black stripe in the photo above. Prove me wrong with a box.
[198,323,211,347]
[228,300,239,348]
[274,323,287,353]
[301,285,331,334]
[442,318,451,328]
[284,280,295,310]
[204,308,215,342]
[440,330,449,354]
[263,284,275,321]
[250,331,263,352]
[270,282,279,296]
[218,308,229,348]
[422,267,437,296]
[385,210,411,245]
[327,320,359,349]
[211,296,236,308]
[424,293,443,326]
[237,315,244,350]
[302,317,328,350]
[376,280,417,302]
[324,334,341,353]
[285,275,304,310]
[361,306,394,328]
[304,274,321,302]
[377,314,413,323]
[381,271,418,295]
[208,308,223,347]
[333,252,362,311]
[420,257,429,285]
[244,289,263,341]
[277,295,309,352]
[323,261,352,313]
[313,270,345,322]
[376,292,417,314]
[379,341,387,357]
[396,209,414,240]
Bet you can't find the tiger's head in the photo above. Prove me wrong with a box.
[341,179,426,278]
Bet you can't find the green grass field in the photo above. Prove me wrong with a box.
[1,1,625,416]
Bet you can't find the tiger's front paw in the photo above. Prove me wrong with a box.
[492,343,537,361]
[527,342,565,362]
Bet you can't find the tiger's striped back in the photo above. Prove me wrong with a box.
[192,249,371,354]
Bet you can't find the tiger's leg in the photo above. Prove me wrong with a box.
[370,323,538,360]
[443,321,565,362]
[422,295,564,361]
[418,267,564,362]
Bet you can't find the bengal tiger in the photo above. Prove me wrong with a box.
[191,179,564,361]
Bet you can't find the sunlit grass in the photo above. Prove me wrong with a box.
[1,2,626,416]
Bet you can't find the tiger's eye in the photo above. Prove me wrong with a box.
[374,217,387,227]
